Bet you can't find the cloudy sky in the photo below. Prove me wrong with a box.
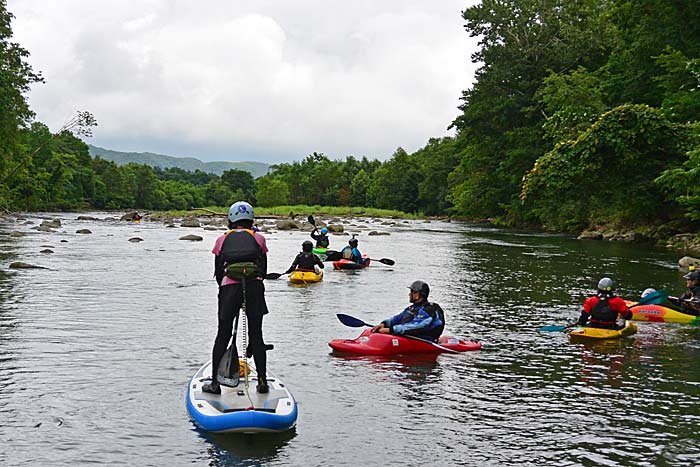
[8,1,479,164]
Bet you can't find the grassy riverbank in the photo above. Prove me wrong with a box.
[160,205,420,219]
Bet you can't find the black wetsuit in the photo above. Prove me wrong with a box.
[286,251,324,273]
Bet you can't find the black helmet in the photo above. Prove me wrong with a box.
[302,240,313,252]
[597,277,615,293]
[349,238,358,246]
[408,280,430,298]
[684,270,700,281]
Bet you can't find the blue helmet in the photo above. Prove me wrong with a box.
[320,227,329,234]
[228,201,254,223]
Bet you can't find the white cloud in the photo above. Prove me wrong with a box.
[8,0,478,163]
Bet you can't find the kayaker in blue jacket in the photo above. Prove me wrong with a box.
[341,237,368,265]
[371,280,445,341]
[311,227,330,248]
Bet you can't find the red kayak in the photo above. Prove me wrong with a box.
[333,255,370,270]
[329,328,482,355]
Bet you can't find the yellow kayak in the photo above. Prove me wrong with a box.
[289,269,323,284]
[568,320,637,340]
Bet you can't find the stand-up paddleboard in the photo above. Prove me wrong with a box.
[186,358,298,433]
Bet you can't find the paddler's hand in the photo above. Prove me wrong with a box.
[377,328,391,334]
[371,324,384,333]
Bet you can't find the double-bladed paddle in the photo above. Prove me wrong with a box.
[538,289,670,332]
[324,250,395,266]
[336,313,458,353]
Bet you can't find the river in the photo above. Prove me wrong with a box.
[1,213,699,466]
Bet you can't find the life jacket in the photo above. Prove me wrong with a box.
[590,295,618,325]
[316,236,329,248]
[220,229,264,278]
[399,302,445,335]
[296,252,317,270]
[341,246,359,261]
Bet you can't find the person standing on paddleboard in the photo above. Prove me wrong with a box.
[577,277,632,330]
[285,240,324,274]
[311,226,330,248]
[371,280,445,342]
[203,201,271,395]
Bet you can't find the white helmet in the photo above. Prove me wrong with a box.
[641,288,656,298]
[228,201,254,223]
[597,277,615,293]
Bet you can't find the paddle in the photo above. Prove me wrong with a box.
[324,250,395,266]
[538,289,670,332]
[265,272,287,280]
[217,314,241,387]
[335,313,459,353]
[308,214,316,227]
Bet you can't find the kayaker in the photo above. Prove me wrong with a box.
[577,277,632,329]
[340,237,368,265]
[670,270,700,315]
[311,226,330,248]
[285,240,324,274]
[203,201,271,395]
[371,280,445,341]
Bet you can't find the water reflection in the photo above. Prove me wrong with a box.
[200,429,297,467]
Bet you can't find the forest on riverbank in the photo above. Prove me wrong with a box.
[1,1,699,234]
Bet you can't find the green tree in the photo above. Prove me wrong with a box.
[256,176,290,207]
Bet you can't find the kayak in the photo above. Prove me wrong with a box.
[568,320,637,340]
[625,300,700,325]
[333,255,370,270]
[289,269,323,284]
[312,247,327,256]
[328,328,482,356]
[186,359,298,434]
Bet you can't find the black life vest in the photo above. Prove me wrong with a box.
[591,295,617,324]
[296,252,317,270]
[220,229,264,276]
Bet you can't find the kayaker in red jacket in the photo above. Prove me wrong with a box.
[577,277,632,330]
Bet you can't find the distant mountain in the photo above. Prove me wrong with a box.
[88,144,270,178]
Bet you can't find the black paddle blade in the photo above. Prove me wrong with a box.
[217,345,240,387]
[308,214,316,226]
[377,258,395,266]
[336,313,372,327]
[324,250,342,262]
[265,272,284,280]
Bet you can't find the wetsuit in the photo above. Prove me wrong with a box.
[381,300,445,341]
[310,230,330,248]
[578,293,632,329]
[285,251,324,273]
[211,228,269,384]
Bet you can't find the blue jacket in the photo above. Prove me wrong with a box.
[382,301,445,340]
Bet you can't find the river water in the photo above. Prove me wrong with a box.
[1,213,699,466]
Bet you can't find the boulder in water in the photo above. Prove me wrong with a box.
[40,249,54,254]
[76,229,92,234]
[179,234,203,241]
[128,237,144,243]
